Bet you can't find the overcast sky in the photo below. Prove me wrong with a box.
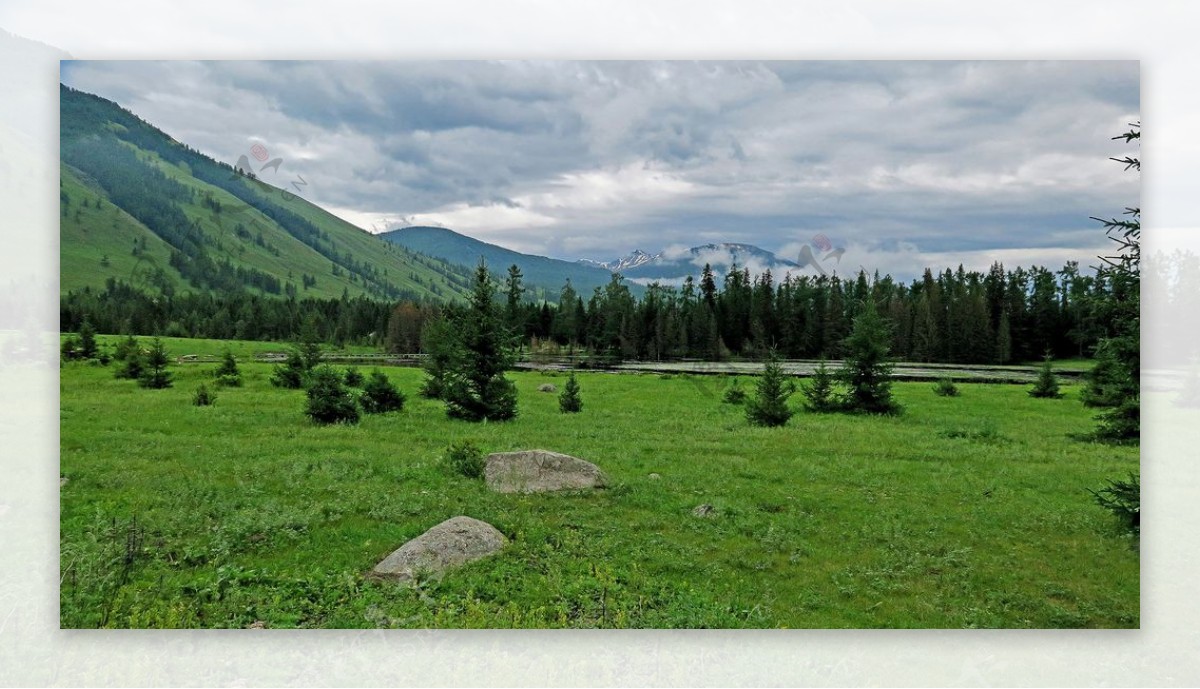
[60,60,1139,281]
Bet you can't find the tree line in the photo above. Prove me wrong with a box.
[382,258,1123,366]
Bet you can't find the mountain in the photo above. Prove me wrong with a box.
[583,243,806,284]
[379,226,639,298]
[59,84,473,302]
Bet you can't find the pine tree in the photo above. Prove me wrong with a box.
[360,370,405,414]
[192,383,216,406]
[722,376,747,405]
[802,359,840,412]
[270,349,307,389]
[559,371,583,413]
[839,299,901,415]
[113,336,144,379]
[138,338,173,389]
[78,320,98,360]
[298,316,323,371]
[420,316,460,399]
[305,365,360,424]
[442,260,519,422]
[214,349,242,387]
[1028,352,1064,399]
[343,366,364,387]
[746,351,794,427]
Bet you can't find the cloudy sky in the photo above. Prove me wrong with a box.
[60,60,1138,281]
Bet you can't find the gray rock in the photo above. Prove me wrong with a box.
[692,504,716,518]
[648,473,662,480]
[537,383,557,392]
[484,450,606,494]
[372,516,507,582]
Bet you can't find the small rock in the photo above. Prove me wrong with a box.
[372,516,507,583]
[245,620,266,629]
[692,504,716,518]
[537,383,557,393]
[60,477,69,487]
[648,473,661,480]
[485,450,606,494]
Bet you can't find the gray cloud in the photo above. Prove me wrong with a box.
[60,60,1139,282]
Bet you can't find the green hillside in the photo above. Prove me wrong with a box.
[60,84,472,302]
[380,225,640,298]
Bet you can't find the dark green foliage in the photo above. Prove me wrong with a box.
[1028,354,1063,399]
[802,360,840,412]
[213,350,242,387]
[419,317,459,399]
[1089,473,1139,535]
[839,300,901,415]
[359,370,405,414]
[192,383,216,407]
[298,318,323,371]
[60,335,81,362]
[933,376,960,397]
[1094,397,1140,443]
[304,365,360,425]
[137,338,172,389]
[113,338,145,380]
[78,320,98,360]
[559,372,583,413]
[746,353,794,427]
[721,377,747,405]
[270,350,307,389]
[442,261,519,422]
[1086,124,1139,441]
[343,367,364,387]
[444,440,485,479]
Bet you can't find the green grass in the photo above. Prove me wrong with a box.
[60,356,1138,629]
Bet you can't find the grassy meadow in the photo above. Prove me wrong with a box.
[59,338,1138,628]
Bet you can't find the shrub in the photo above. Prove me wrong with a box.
[343,367,364,387]
[933,376,960,397]
[559,372,583,413]
[192,383,216,406]
[746,352,794,427]
[60,335,81,362]
[444,440,485,479]
[1028,353,1063,399]
[137,338,173,389]
[1089,472,1139,535]
[802,360,840,412]
[214,350,242,387]
[270,349,307,389]
[112,335,140,364]
[78,320,98,360]
[721,377,746,405]
[114,349,145,380]
[304,365,360,425]
[360,370,405,414]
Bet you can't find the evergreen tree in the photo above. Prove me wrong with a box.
[1028,352,1064,399]
[298,316,323,371]
[802,359,840,412]
[1090,123,1140,442]
[835,301,902,415]
[839,300,901,415]
[419,316,460,399]
[343,366,364,387]
[213,349,242,387]
[360,370,405,414]
[722,377,747,404]
[305,365,360,424]
[442,260,519,422]
[559,371,583,413]
[270,349,307,389]
[78,320,98,360]
[746,351,794,427]
[137,338,172,389]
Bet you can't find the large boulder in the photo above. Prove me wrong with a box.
[484,450,606,494]
[372,516,506,583]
